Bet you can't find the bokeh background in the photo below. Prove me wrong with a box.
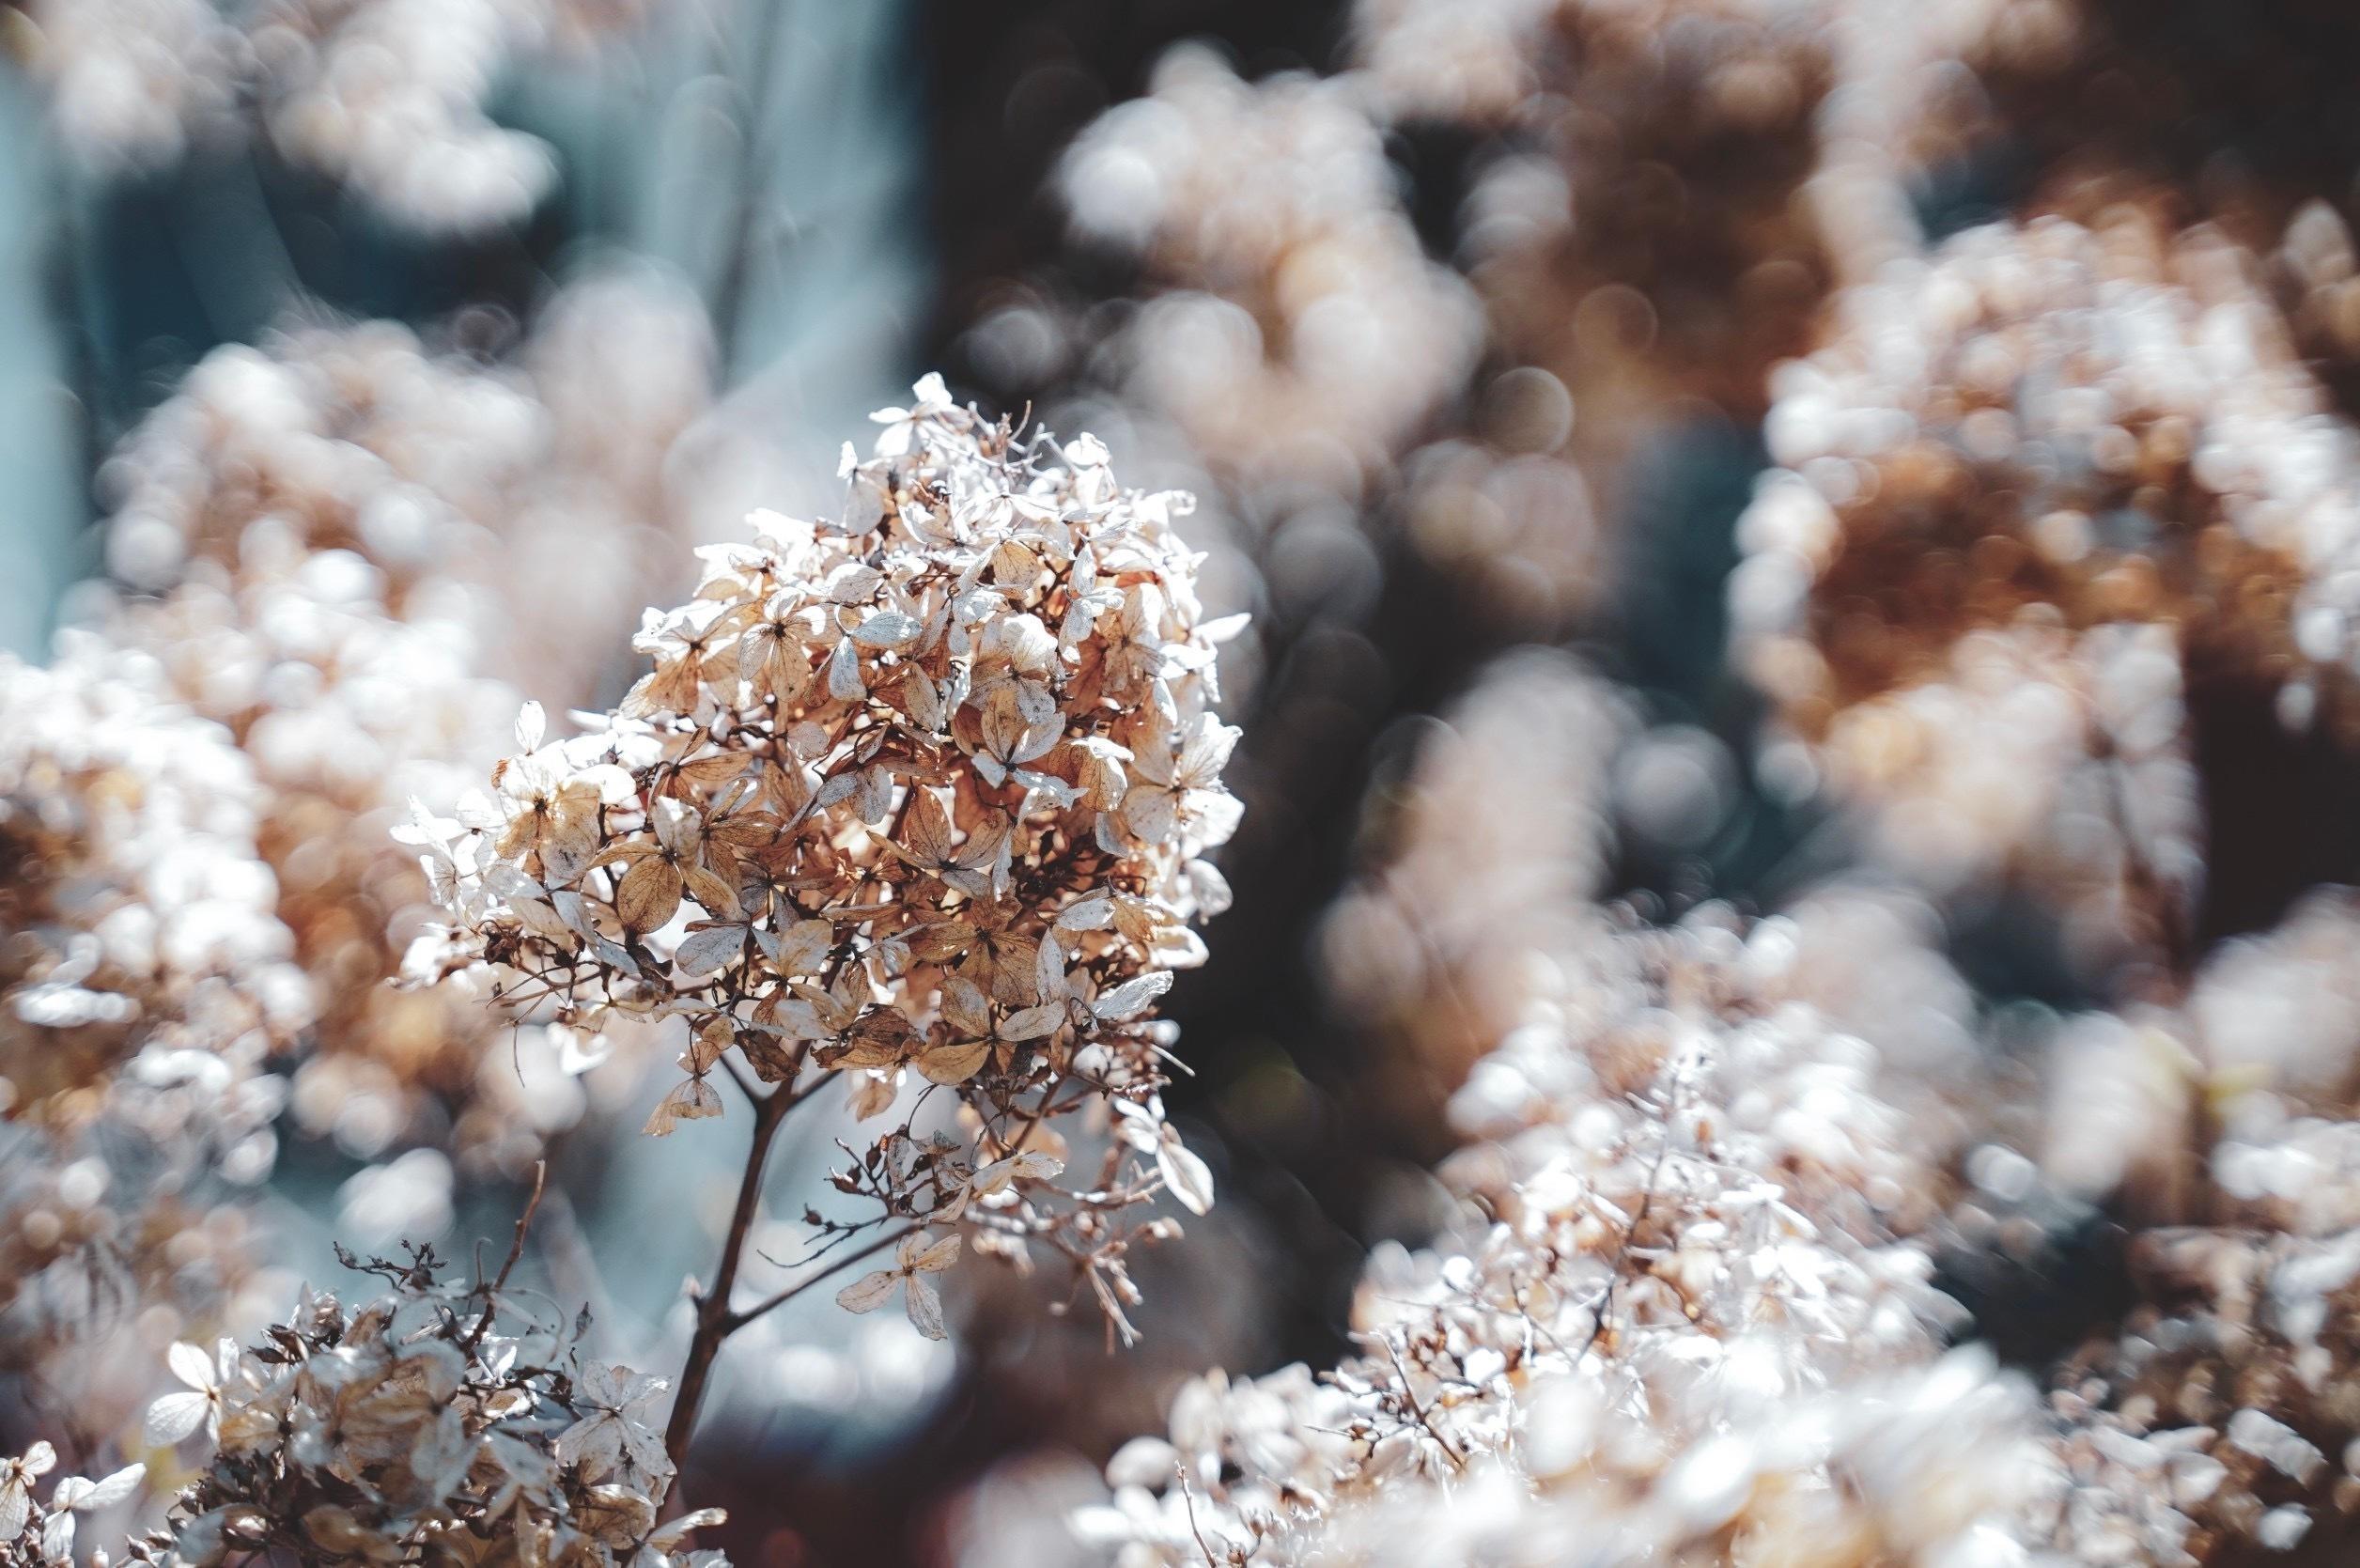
[14,0,2360,1564]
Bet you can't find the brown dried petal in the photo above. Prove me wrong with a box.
[615,856,685,934]
[915,1040,991,1085]
[840,1006,919,1066]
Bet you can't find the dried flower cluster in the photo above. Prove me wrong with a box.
[413,378,1239,1384]
[0,644,305,1118]
[1059,47,1483,496]
[14,0,657,227]
[2012,917,2360,1563]
[95,1251,727,1566]
[1359,0,1836,418]
[1732,205,2360,964]
[1079,907,2055,1567]
[104,277,714,706]
[84,276,713,1169]
[0,640,303,1449]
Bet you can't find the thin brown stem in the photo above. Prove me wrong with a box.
[463,1160,546,1357]
[663,1083,794,1477]
[725,1223,915,1331]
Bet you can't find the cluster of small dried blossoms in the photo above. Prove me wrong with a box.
[1041,40,1607,629]
[1733,206,2356,962]
[0,1441,144,1568]
[1080,908,2054,1568]
[14,0,658,228]
[2010,893,2360,1563]
[104,281,714,710]
[411,378,1241,1347]
[1058,46,1483,493]
[1360,0,1837,417]
[0,277,718,1548]
[83,278,715,1172]
[0,644,307,1116]
[75,1254,726,1566]
[0,640,303,1456]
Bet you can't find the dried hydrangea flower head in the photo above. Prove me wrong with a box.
[78,279,713,1168]
[2039,1134,2360,1565]
[101,279,714,708]
[1079,908,2057,1567]
[85,559,553,1171]
[0,642,309,1119]
[0,642,308,1456]
[1731,206,2360,964]
[127,1251,726,1566]
[1058,46,1482,492]
[17,0,661,228]
[415,376,1240,1442]
[1353,0,1835,421]
[2028,924,2360,1564]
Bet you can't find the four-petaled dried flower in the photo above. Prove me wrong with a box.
[0,1446,55,1543]
[837,1232,965,1340]
[143,1340,231,1448]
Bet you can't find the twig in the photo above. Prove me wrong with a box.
[724,1223,914,1331]
[1173,1463,1228,1568]
[1381,1335,1467,1473]
[662,1081,796,1476]
[463,1161,547,1356]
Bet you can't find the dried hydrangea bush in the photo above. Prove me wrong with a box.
[927,4,2360,1567]
[410,378,1242,1460]
[1069,693,2360,1567]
